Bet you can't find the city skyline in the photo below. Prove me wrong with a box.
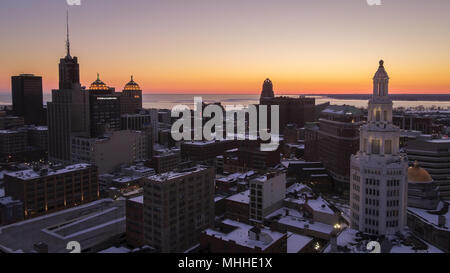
[1,0,450,94]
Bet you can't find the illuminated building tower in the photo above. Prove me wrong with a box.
[120,76,143,115]
[88,74,121,137]
[47,12,90,164]
[350,60,408,236]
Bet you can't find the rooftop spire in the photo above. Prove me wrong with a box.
[97,72,100,80]
[66,10,71,57]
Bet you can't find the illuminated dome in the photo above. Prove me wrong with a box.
[124,75,141,91]
[90,73,109,91]
[408,161,433,183]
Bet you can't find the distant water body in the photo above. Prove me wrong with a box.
[0,93,449,110]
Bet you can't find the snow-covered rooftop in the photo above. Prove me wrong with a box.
[129,195,144,204]
[204,219,284,250]
[324,228,443,253]
[5,164,92,181]
[306,196,335,215]
[147,166,207,182]
[408,202,450,231]
[266,207,334,235]
[98,246,131,253]
[287,232,313,253]
[226,190,250,204]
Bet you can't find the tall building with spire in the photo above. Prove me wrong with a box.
[349,60,409,236]
[47,12,90,164]
[59,11,80,90]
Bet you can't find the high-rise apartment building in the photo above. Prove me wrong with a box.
[143,166,215,253]
[350,61,408,236]
[11,74,44,125]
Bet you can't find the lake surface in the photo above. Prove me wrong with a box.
[1,93,449,110]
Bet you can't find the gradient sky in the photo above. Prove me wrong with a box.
[1,0,450,94]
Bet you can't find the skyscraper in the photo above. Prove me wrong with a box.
[309,105,365,194]
[349,60,408,236]
[88,74,121,137]
[47,12,90,164]
[120,76,143,115]
[11,74,44,125]
[58,12,80,91]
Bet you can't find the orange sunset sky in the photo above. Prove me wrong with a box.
[0,0,449,94]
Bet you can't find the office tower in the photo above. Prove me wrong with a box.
[406,135,450,200]
[0,111,24,130]
[47,13,90,164]
[350,60,408,236]
[120,76,143,115]
[259,79,315,129]
[0,130,27,159]
[11,74,44,125]
[310,105,364,193]
[4,164,99,219]
[143,166,215,253]
[249,172,286,223]
[121,113,151,131]
[121,108,159,144]
[71,130,149,174]
[89,74,121,137]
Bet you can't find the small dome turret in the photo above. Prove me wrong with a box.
[408,161,433,183]
[89,73,109,91]
[124,75,141,91]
